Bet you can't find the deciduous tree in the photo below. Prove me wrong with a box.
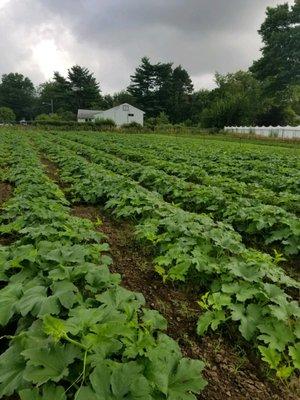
[0,73,35,120]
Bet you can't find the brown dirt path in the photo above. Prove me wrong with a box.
[0,181,13,245]
[0,182,12,206]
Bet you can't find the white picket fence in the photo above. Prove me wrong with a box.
[224,126,300,139]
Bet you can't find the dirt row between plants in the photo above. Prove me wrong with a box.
[0,182,12,207]
[0,181,13,246]
[39,155,299,400]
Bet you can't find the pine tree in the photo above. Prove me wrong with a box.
[128,57,193,121]
[67,65,102,111]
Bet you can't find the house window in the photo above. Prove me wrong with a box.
[128,113,134,117]
[123,105,129,111]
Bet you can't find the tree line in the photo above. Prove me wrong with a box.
[0,1,299,128]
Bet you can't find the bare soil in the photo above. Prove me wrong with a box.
[0,181,14,245]
[72,204,299,400]
[0,182,12,206]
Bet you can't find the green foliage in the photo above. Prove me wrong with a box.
[121,121,143,130]
[0,106,16,123]
[57,110,76,121]
[156,111,170,125]
[200,71,263,128]
[94,118,116,128]
[250,1,300,125]
[56,132,300,255]
[37,65,103,115]
[0,131,206,398]
[30,130,300,378]
[251,2,299,94]
[35,113,62,122]
[128,57,193,122]
[0,73,35,120]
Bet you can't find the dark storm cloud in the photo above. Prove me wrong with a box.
[0,0,294,92]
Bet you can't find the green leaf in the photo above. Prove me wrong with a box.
[87,361,152,399]
[18,286,60,317]
[19,385,66,400]
[196,311,215,336]
[0,283,22,325]
[231,303,262,341]
[145,334,181,395]
[0,341,27,397]
[276,366,294,379]
[241,304,262,340]
[43,315,68,342]
[65,305,120,336]
[211,310,226,331]
[51,280,78,309]
[110,362,145,397]
[96,286,145,312]
[75,386,96,400]
[142,309,167,331]
[42,384,67,399]
[228,262,263,282]
[89,362,112,397]
[19,388,40,400]
[257,319,294,351]
[288,343,300,369]
[262,283,287,305]
[258,346,281,369]
[222,282,259,302]
[22,343,80,385]
[168,358,207,399]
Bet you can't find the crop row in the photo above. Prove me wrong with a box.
[0,131,206,399]
[50,133,299,256]
[65,131,300,205]
[32,132,300,377]
[104,133,298,168]
[77,132,299,194]
[103,132,300,172]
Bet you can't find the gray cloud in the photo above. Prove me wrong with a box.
[0,0,295,93]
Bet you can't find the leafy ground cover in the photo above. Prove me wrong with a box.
[68,132,299,194]
[70,204,298,399]
[0,131,206,399]
[50,133,299,256]
[0,128,299,399]
[30,132,300,380]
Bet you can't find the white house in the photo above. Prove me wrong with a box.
[77,103,144,126]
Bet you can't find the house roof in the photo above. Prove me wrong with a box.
[78,103,144,119]
[107,103,145,113]
[77,109,102,119]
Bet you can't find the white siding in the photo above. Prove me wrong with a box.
[93,103,144,126]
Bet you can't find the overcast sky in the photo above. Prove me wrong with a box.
[0,0,294,93]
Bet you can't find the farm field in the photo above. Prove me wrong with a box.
[0,128,299,399]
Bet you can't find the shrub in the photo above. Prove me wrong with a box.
[145,117,156,129]
[35,113,62,122]
[121,121,143,130]
[58,110,76,121]
[156,111,169,125]
[94,118,116,128]
[0,107,16,123]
